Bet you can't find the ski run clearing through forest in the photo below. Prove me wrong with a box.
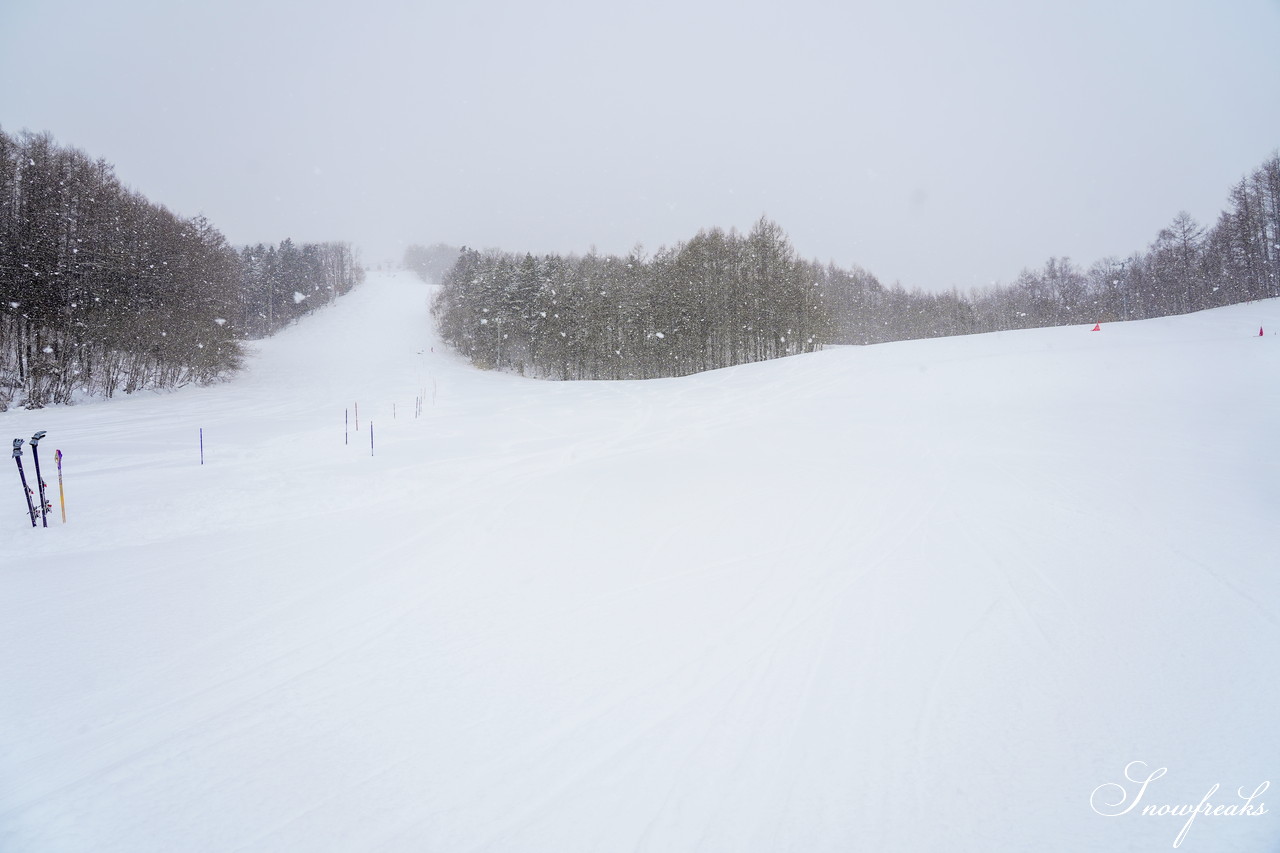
[1,271,1277,852]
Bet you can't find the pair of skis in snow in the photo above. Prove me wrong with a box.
[11,431,63,527]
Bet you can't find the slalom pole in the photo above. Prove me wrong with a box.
[199,428,205,465]
[345,408,349,445]
[370,421,375,457]
[55,449,66,523]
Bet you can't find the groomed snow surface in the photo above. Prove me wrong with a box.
[2,272,1277,852]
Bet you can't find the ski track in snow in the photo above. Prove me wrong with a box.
[2,271,1278,852]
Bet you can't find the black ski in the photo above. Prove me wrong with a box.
[29,431,50,527]
[11,439,37,527]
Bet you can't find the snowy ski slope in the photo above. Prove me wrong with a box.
[1,271,1277,852]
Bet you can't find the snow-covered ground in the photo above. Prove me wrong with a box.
[2,271,1276,852]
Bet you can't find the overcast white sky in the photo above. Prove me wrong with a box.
[2,0,1279,291]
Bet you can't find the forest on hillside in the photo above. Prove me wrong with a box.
[431,218,832,380]
[852,152,1279,343]
[0,130,362,409]
[423,151,1279,379]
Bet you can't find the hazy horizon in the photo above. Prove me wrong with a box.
[3,0,1279,290]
